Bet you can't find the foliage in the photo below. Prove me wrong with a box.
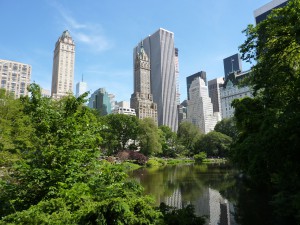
[194,131,232,157]
[0,84,162,224]
[0,162,161,225]
[214,117,239,140]
[233,0,300,222]
[194,152,207,163]
[158,125,177,157]
[146,158,166,168]
[177,121,203,156]
[158,202,206,225]
[117,150,148,165]
[100,114,140,154]
[138,118,162,156]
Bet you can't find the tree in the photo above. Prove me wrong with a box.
[214,117,239,140]
[177,121,202,156]
[100,114,140,154]
[138,118,162,156]
[0,84,162,224]
[233,0,300,222]
[194,131,232,157]
[158,125,177,157]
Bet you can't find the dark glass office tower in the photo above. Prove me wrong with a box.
[254,0,288,24]
[223,53,242,79]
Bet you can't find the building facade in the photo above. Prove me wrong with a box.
[254,0,288,24]
[175,48,180,106]
[186,71,207,100]
[208,77,224,114]
[223,53,242,79]
[134,28,178,131]
[130,43,157,123]
[76,81,87,98]
[88,88,111,116]
[51,30,75,99]
[113,101,136,116]
[0,59,31,98]
[187,76,219,134]
[220,70,253,119]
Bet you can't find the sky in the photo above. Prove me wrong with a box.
[0,0,271,102]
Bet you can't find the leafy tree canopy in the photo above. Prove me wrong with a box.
[233,0,300,222]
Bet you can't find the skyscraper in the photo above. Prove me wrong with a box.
[208,77,224,114]
[130,42,157,123]
[175,48,180,105]
[75,75,87,97]
[0,59,31,98]
[187,76,219,134]
[51,30,75,99]
[223,53,242,79]
[88,88,111,116]
[254,0,288,24]
[134,28,178,131]
[186,71,207,100]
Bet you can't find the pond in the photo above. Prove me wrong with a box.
[129,163,239,225]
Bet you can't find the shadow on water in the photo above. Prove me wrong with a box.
[128,163,283,225]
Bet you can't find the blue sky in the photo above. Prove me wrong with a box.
[0,0,270,102]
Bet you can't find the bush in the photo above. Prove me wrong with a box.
[159,202,206,225]
[194,152,207,163]
[146,158,162,167]
[116,150,148,165]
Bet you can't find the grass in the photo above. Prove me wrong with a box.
[119,161,142,171]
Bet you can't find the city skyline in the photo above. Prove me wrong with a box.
[0,0,274,102]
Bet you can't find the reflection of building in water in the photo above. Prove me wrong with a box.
[164,188,183,209]
[193,188,233,225]
[163,187,234,225]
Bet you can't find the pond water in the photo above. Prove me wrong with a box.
[129,163,239,225]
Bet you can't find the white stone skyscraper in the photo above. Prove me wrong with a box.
[131,42,157,123]
[51,30,75,99]
[134,28,178,131]
[187,76,219,134]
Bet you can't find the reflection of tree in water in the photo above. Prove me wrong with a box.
[129,163,237,206]
[129,164,284,225]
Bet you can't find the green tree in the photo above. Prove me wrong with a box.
[177,121,202,156]
[0,84,162,224]
[194,131,232,157]
[100,114,140,154]
[214,117,239,140]
[138,118,162,156]
[158,125,177,157]
[233,0,300,223]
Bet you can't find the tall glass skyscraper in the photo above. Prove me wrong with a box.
[254,0,288,24]
[134,28,178,131]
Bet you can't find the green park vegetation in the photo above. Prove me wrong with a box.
[231,0,300,223]
[0,84,210,224]
[2,1,298,222]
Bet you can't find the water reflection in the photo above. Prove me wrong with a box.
[129,163,238,225]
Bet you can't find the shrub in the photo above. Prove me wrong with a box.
[194,152,207,163]
[116,150,148,165]
[146,158,161,168]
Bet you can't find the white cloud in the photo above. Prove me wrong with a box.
[50,1,113,53]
